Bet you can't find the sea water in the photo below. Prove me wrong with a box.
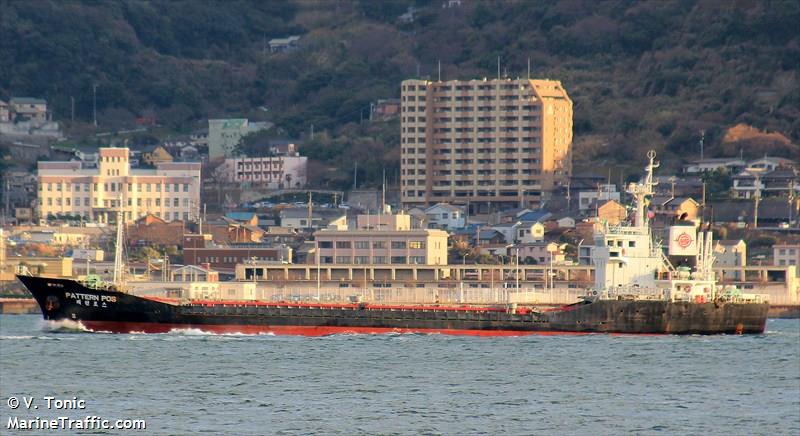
[1,315,798,435]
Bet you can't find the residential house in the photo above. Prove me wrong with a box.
[268,36,301,53]
[0,100,10,122]
[732,168,799,199]
[773,244,800,267]
[171,264,219,282]
[594,200,627,225]
[279,208,346,230]
[2,167,38,210]
[371,99,400,120]
[683,158,745,174]
[141,145,174,166]
[9,97,48,123]
[578,184,620,211]
[649,196,700,226]
[478,244,509,257]
[424,203,466,230]
[710,199,798,227]
[515,221,546,243]
[224,212,259,227]
[512,242,567,265]
[204,219,265,244]
[476,229,505,245]
[544,213,576,231]
[406,207,428,228]
[714,239,746,280]
[126,214,185,247]
[746,156,797,172]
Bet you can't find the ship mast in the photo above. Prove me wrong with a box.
[112,196,125,285]
[629,150,659,228]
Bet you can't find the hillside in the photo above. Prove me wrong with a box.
[2,0,798,187]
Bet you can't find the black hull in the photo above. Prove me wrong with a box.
[17,276,770,335]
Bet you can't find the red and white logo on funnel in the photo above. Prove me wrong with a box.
[676,232,693,248]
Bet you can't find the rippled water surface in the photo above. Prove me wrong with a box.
[1,315,798,435]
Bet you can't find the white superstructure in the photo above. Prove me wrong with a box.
[591,151,763,304]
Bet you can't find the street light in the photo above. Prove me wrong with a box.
[749,168,767,228]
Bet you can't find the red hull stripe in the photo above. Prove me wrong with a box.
[80,320,594,337]
[142,297,515,313]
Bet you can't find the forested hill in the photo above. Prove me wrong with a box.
[2,0,798,185]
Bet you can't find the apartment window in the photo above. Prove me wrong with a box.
[336,256,352,264]
[335,241,352,249]
[156,184,161,192]
[354,256,369,264]
[373,256,387,264]
[409,241,425,249]
[391,256,407,264]
[409,256,425,264]
[155,198,161,206]
[183,184,189,192]
[84,184,89,192]
[354,241,370,249]
[173,183,179,192]
[373,241,386,249]
[183,199,189,207]
[391,241,406,249]
[319,241,333,248]
[173,198,179,207]
[137,199,142,206]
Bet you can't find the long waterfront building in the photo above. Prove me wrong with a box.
[400,78,572,213]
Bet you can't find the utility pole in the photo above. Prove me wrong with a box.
[307,191,313,232]
[753,170,764,229]
[70,96,75,122]
[92,84,98,127]
[699,130,705,160]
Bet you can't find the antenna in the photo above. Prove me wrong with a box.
[497,56,501,80]
[438,60,441,82]
[113,195,125,285]
[381,168,386,214]
[527,57,531,80]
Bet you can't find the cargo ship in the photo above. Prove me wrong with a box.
[17,152,769,335]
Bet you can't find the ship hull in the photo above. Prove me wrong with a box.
[17,276,769,336]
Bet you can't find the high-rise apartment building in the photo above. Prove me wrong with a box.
[400,78,572,213]
[37,147,201,223]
